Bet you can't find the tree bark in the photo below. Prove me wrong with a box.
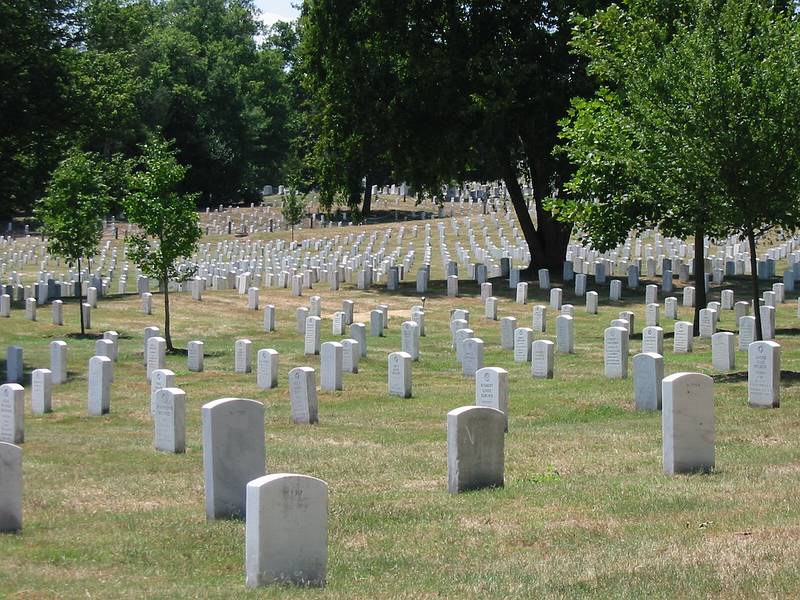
[163,274,174,352]
[692,224,706,336]
[77,257,85,336]
[502,162,571,276]
[747,227,763,341]
[530,208,572,273]
[503,164,541,273]
[530,158,572,273]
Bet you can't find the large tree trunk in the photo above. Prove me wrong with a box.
[747,228,763,341]
[531,206,572,273]
[163,274,174,352]
[502,161,571,277]
[361,175,373,218]
[692,224,707,336]
[530,158,572,273]
[77,257,85,336]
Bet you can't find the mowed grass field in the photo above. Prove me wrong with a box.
[1,219,799,599]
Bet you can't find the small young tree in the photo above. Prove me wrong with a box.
[124,136,201,352]
[35,148,110,335]
[282,187,307,242]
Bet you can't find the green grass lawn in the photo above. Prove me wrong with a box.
[1,219,799,598]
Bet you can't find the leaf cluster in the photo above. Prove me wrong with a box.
[123,136,201,282]
[34,148,110,264]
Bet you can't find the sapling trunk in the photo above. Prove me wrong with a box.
[163,273,173,352]
[362,175,373,218]
[747,228,763,341]
[692,225,707,336]
[77,257,85,336]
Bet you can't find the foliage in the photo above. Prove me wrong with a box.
[1,0,292,218]
[68,48,146,159]
[281,187,307,241]
[553,0,800,338]
[0,0,79,220]
[124,134,201,350]
[298,0,610,267]
[124,135,201,283]
[299,0,397,216]
[34,147,110,334]
[35,148,110,264]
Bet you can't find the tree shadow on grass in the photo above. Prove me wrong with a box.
[66,332,104,340]
[776,328,800,337]
[713,370,800,384]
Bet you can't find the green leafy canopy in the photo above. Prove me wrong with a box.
[35,148,110,264]
[552,0,800,250]
[123,135,201,283]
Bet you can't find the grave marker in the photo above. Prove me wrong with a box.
[88,355,112,415]
[320,342,343,391]
[6,347,22,384]
[662,372,715,474]
[341,339,359,374]
[51,299,63,325]
[50,341,67,384]
[500,317,517,350]
[604,327,628,379]
[388,352,412,398]
[235,339,253,373]
[0,442,22,532]
[188,341,204,372]
[515,282,528,304]
[532,305,547,333]
[154,387,186,453]
[673,322,693,353]
[738,316,755,351]
[513,328,533,363]
[462,337,484,377]
[531,340,555,379]
[245,474,328,588]
[711,332,735,371]
[350,323,367,357]
[146,336,166,382]
[31,369,52,414]
[304,316,322,355]
[633,352,663,411]
[555,315,574,354]
[370,310,383,337]
[475,367,509,431]
[447,406,505,493]
[289,367,318,423]
[0,384,24,443]
[642,326,664,355]
[263,305,276,332]
[748,341,780,408]
[401,321,420,361]
[586,291,598,314]
[202,398,266,519]
[257,349,279,390]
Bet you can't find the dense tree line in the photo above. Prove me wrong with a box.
[1,0,292,220]
[6,0,800,285]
